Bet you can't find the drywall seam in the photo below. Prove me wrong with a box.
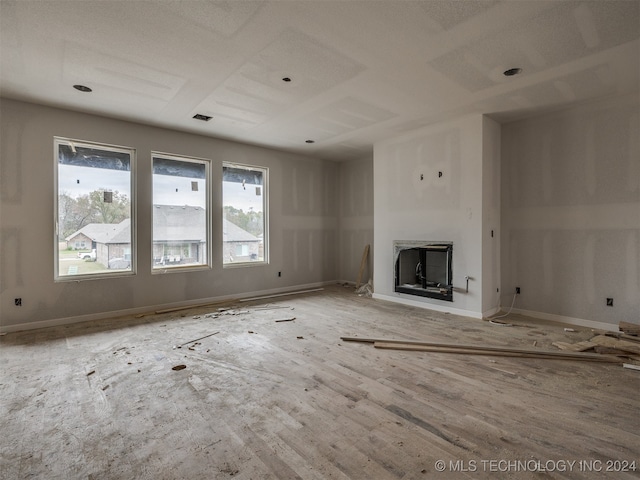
[0,281,335,334]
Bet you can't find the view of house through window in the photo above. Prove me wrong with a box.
[152,154,209,270]
[55,138,134,279]
[223,163,267,265]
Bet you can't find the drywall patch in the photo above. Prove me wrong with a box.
[0,120,24,204]
[429,1,640,93]
[417,0,499,31]
[624,231,639,304]
[387,128,461,212]
[0,229,24,290]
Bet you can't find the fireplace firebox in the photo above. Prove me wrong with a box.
[394,241,453,301]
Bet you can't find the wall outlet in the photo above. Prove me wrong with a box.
[515,287,521,294]
[606,298,613,306]
[15,298,22,306]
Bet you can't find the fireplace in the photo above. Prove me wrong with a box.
[394,241,453,301]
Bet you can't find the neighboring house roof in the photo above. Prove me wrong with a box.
[153,205,205,242]
[66,219,130,245]
[66,206,260,245]
[223,218,259,243]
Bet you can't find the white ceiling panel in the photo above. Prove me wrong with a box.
[0,0,638,161]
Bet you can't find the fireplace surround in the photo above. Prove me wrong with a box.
[394,241,453,301]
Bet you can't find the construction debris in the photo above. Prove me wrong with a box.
[341,336,623,363]
[619,321,640,336]
[590,335,640,355]
[552,341,597,352]
[134,298,238,318]
[252,305,293,311]
[172,365,187,371]
[623,363,640,371]
[275,318,296,323]
[355,244,370,289]
[355,281,372,298]
[173,331,219,349]
[238,288,323,303]
[489,320,513,327]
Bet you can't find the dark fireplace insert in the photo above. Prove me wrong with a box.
[394,241,453,301]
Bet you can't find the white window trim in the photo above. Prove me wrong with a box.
[222,162,269,269]
[54,137,137,282]
[151,151,212,275]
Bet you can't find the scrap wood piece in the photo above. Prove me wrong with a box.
[173,331,220,349]
[552,341,597,352]
[590,335,640,355]
[601,331,640,343]
[275,317,296,323]
[340,337,621,361]
[619,321,640,336]
[355,244,370,289]
[372,342,622,363]
[253,305,293,311]
[623,363,640,371]
[593,346,631,355]
[594,327,640,343]
[239,288,323,303]
[135,298,238,318]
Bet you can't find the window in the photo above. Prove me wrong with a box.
[55,138,135,280]
[222,163,267,265]
[152,153,210,271]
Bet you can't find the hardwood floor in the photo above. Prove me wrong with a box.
[1,285,638,479]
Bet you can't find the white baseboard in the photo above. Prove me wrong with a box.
[509,307,617,332]
[0,281,333,334]
[372,293,484,319]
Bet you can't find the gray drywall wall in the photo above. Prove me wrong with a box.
[0,99,340,328]
[481,116,501,315]
[337,156,374,284]
[501,93,640,326]
[373,115,487,316]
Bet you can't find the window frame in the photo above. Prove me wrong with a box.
[54,137,137,282]
[151,152,212,274]
[222,162,269,268]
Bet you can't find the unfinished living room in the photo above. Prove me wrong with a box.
[1,1,639,479]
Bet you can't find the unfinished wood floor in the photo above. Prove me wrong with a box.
[1,285,638,480]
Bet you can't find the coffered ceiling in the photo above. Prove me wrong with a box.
[1,0,638,160]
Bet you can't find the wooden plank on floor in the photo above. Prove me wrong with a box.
[552,341,597,352]
[590,335,640,355]
[619,321,640,336]
[342,336,622,361]
[372,342,623,362]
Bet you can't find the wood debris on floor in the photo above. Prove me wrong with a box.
[341,337,623,363]
[342,321,640,368]
[1,285,639,480]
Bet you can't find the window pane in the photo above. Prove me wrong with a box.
[56,138,134,279]
[223,164,267,265]
[152,154,209,270]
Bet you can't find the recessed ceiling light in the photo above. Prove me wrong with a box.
[282,77,292,82]
[193,114,212,121]
[73,84,92,92]
[305,139,315,144]
[503,68,522,77]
